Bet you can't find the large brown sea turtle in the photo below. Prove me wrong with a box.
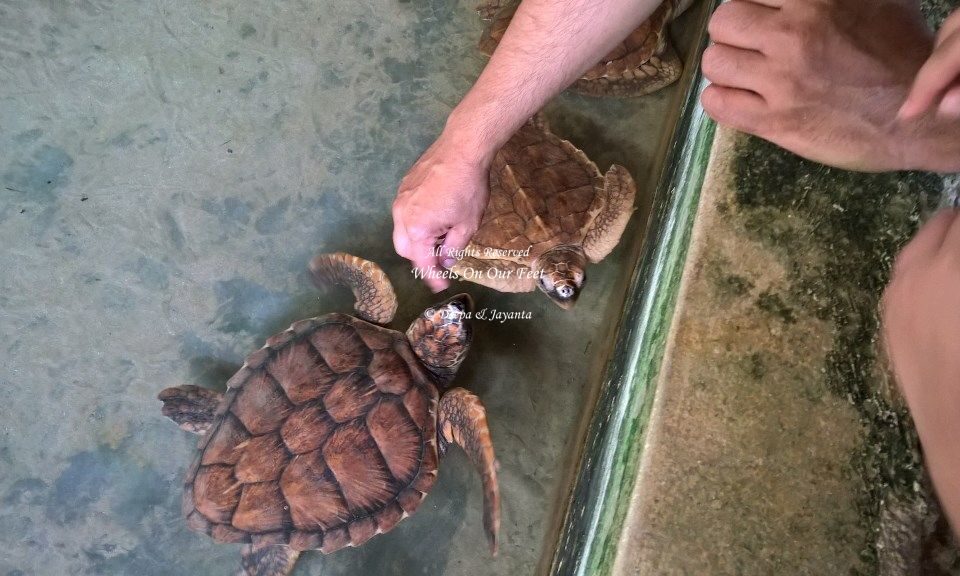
[158,253,499,575]
[447,116,636,309]
[476,0,697,96]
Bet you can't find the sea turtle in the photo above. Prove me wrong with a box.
[158,253,499,576]
[447,116,636,309]
[476,0,697,97]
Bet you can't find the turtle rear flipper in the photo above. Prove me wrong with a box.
[573,39,683,97]
[237,543,300,576]
[309,252,398,325]
[572,1,682,98]
[475,0,509,20]
[158,385,223,435]
[439,388,500,555]
[478,0,517,53]
[582,165,637,263]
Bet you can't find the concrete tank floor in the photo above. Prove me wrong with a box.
[0,1,697,574]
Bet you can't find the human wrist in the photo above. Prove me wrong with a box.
[440,103,505,169]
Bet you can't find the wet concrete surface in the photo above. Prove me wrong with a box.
[0,1,698,574]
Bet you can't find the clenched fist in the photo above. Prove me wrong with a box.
[392,129,491,292]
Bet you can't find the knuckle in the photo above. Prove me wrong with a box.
[405,223,432,242]
[701,45,721,76]
[700,87,727,118]
[707,1,740,36]
[393,238,411,258]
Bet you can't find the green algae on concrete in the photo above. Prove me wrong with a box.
[614,123,958,575]
[732,135,938,573]
[614,127,870,575]
[613,0,960,570]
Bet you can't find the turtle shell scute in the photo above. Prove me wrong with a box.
[181,314,439,554]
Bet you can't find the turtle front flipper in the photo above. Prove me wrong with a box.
[582,165,637,263]
[158,385,223,434]
[237,543,300,576]
[438,388,501,555]
[308,252,398,325]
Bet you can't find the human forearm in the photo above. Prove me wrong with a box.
[443,0,664,165]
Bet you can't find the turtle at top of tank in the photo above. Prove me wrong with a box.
[474,0,698,97]
[158,253,500,575]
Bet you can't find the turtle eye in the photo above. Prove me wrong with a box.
[425,308,436,318]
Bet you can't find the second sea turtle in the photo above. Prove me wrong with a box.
[447,116,636,309]
[476,0,697,97]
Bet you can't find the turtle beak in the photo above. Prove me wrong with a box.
[443,293,474,316]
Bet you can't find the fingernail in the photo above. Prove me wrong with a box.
[441,257,455,268]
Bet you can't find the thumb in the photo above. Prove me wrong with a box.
[898,32,960,119]
[439,225,476,268]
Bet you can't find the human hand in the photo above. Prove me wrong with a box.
[882,209,960,532]
[899,9,960,119]
[392,128,491,292]
[701,0,960,173]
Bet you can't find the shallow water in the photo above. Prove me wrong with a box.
[0,1,703,574]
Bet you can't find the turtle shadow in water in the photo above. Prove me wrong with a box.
[185,357,238,392]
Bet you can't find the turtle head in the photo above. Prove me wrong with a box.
[535,246,587,309]
[406,293,474,386]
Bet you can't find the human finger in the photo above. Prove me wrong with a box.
[393,202,449,291]
[406,223,449,292]
[935,9,960,49]
[898,31,960,119]
[700,84,769,135]
[438,224,477,269]
[938,82,960,117]
[702,43,768,94]
[392,200,416,259]
[708,0,780,52]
